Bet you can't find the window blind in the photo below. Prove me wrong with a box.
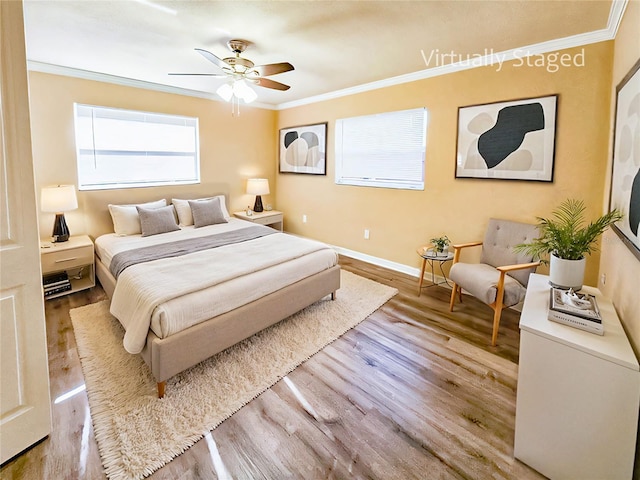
[335,107,427,190]
[74,104,200,190]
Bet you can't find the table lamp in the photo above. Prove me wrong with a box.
[41,185,78,242]
[246,178,269,213]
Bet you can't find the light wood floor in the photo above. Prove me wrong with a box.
[1,256,544,479]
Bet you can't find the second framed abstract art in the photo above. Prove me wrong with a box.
[279,122,327,175]
[456,95,558,182]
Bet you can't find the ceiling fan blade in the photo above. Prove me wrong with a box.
[255,77,290,91]
[195,48,229,70]
[168,73,227,77]
[252,62,294,77]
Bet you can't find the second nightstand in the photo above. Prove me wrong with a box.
[233,210,283,231]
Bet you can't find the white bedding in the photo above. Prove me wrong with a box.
[95,219,338,354]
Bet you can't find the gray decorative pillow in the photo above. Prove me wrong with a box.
[189,197,228,228]
[136,205,180,237]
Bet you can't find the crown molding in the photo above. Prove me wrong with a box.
[27,61,277,110]
[607,0,628,37]
[27,0,626,113]
[276,0,627,110]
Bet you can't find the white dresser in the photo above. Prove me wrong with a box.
[515,273,640,479]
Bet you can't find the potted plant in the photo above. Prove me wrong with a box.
[429,235,451,257]
[515,198,622,289]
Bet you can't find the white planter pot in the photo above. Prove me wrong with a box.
[549,254,586,290]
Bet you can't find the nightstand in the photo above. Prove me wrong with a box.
[233,210,283,231]
[40,235,95,299]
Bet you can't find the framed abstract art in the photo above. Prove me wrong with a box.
[279,122,327,175]
[455,95,558,182]
[609,58,640,260]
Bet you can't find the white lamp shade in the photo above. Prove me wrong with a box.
[246,178,270,195]
[216,83,233,102]
[234,80,257,103]
[41,185,78,213]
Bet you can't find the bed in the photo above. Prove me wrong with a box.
[95,199,340,397]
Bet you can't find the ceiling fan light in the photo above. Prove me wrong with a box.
[216,83,233,102]
[242,85,258,104]
[232,79,247,96]
[233,80,257,103]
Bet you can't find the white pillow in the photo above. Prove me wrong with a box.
[172,195,230,226]
[108,199,167,236]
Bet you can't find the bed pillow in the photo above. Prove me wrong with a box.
[172,195,230,226]
[189,197,228,228]
[108,199,167,236]
[136,205,180,237]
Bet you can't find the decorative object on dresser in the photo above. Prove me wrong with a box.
[40,184,78,242]
[609,57,640,260]
[70,270,396,480]
[40,235,95,299]
[246,178,269,212]
[448,218,540,346]
[515,273,640,480]
[515,198,622,290]
[456,95,557,182]
[547,287,603,335]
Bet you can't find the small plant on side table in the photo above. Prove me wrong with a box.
[429,235,451,256]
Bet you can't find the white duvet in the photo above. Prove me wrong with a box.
[96,219,338,354]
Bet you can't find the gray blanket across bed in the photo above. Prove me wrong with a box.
[109,224,277,279]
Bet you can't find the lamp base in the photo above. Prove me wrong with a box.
[52,213,70,243]
[253,195,264,213]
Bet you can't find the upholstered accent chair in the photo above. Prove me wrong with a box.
[448,218,540,346]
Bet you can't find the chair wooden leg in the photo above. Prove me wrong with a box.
[449,283,458,311]
[491,305,503,347]
[491,275,507,346]
[157,381,166,399]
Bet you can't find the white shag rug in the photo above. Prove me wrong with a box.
[70,270,397,480]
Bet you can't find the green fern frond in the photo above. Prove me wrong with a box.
[515,199,623,261]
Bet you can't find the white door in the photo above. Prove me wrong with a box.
[0,0,52,463]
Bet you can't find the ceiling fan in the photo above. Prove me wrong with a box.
[169,39,294,92]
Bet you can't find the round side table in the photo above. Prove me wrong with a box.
[416,246,454,296]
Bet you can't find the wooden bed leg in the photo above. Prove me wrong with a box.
[157,381,166,399]
[331,291,336,300]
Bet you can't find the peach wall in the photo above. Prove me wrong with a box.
[599,1,640,351]
[276,42,614,287]
[28,72,276,238]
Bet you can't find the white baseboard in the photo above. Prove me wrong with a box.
[332,245,448,286]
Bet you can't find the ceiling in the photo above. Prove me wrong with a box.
[23,0,616,108]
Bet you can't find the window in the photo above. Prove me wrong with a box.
[335,107,427,190]
[74,104,200,190]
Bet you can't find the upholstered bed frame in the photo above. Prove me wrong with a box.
[96,257,340,398]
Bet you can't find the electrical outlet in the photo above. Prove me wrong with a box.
[364,229,370,240]
[601,273,606,285]
[302,214,307,223]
